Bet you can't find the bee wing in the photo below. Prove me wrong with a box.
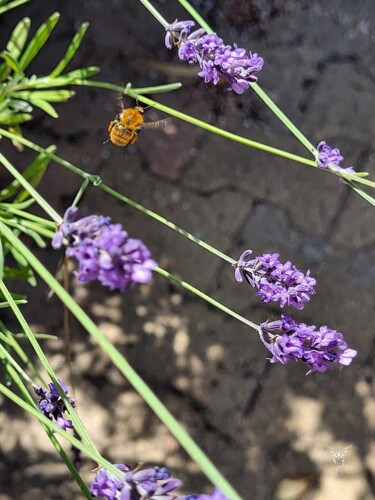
[142,118,171,130]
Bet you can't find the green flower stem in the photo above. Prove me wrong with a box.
[0,222,242,500]
[0,277,99,455]
[129,89,317,165]
[138,0,169,27]
[177,0,212,33]
[156,267,259,331]
[174,0,316,155]
[72,179,90,207]
[250,83,316,154]
[98,183,235,264]
[0,153,62,224]
[0,130,236,264]
[64,83,374,195]
[0,382,122,479]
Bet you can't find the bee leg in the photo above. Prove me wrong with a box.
[103,137,110,145]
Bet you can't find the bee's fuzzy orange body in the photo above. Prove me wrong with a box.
[108,105,144,148]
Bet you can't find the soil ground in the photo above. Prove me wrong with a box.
[0,1,375,499]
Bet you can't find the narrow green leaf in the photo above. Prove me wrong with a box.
[6,18,31,59]
[0,97,10,112]
[0,112,32,125]
[58,65,100,83]
[28,97,58,117]
[6,124,23,151]
[0,84,7,103]
[50,22,90,77]
[0,199,35,209]
[0,299,27,308]
[8,244,28,267]
[12,89,75,102]
[0,147,54,201]
[132,82,182,94]
[17,66,100,89]
[0,0,30,15]
[4,265,35,281]
[10,99,33,112]
[19,12,60,70]
[0,290,26,303]
[13,333,58,340]
[0,237,3,279]
[0,50,24,76]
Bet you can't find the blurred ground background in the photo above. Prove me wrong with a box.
[0,0,375,499]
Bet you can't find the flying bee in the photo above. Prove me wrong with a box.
[106,104,169,149]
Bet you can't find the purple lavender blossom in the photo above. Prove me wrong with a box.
[90,464,182,500]
[259,314,357,374]
[165,20,263,94]
[35,380,75,430]
[234,250,316,310]
[52,207,157,292]
[316,141,356,180]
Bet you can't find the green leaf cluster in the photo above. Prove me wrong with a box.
[0,149,55,286]
[0,12,98,133]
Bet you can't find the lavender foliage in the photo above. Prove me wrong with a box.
[52,207,157,292]
[234,250,316,310]
[260,314,357,374]
[165,20,263,94]
[35,380,75,430]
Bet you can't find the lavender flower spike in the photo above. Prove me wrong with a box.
[90,463,182,500]
[52,207,157,292]
[35,380,75,430]
[165,19,263,94]
[235,250,316,310]
[316,141,356,180]
[260,314,357,374]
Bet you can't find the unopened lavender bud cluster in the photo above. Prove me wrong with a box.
[317,141,356,179]
[235,250,316,310]
[35,380,75,431]
[165,19,263,94]
[52,207,157,292]
[260,314,357,374]
[90,463,227,500]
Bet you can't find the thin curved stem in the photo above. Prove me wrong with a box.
[138,0,169,27]
[156,267,259,331]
